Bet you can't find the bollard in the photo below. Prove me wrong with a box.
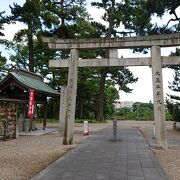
[83,121,89,136]
[113,120,117,141]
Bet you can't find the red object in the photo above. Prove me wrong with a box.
[28,89,35,117]
[83,131,89,136]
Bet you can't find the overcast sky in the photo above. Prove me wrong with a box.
[0,0,179,103]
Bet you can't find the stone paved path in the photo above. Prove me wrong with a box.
[32,128,169,180]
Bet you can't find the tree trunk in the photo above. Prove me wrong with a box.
[27,20,34,73]
[96,69,107,121]
[95,0,115,121]
[80,100,84,120]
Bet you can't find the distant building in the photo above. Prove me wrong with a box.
[114,100,134,109]
[114,100,121,109]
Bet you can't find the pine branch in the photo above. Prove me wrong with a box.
[162,17,180,32]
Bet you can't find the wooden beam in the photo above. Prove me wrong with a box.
[42,33,180,50]
[49,56,180,68]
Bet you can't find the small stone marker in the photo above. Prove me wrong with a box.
[83,121,89,136]
[113,120,117,141]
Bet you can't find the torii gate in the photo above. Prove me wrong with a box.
[43,33,180,148]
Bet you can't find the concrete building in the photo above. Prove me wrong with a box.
[114,100,134,109]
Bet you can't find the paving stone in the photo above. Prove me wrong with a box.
[144,174,165,180]
[128,169,144,177]
[111,170,127,177]
[71,175,94,180]
[143,167,159,174]
[94,173,110,180]
[128,176,145,180]
[111,175,128,180]
[115,160,127,166]
[140,160,154,168]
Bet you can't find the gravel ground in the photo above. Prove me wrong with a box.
[140,125,180,180]
[0,121,180,180]
[0,123,108,180]
[0,133,83,180]
[154,149,180,180]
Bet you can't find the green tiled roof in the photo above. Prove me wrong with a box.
[0,72,59,97]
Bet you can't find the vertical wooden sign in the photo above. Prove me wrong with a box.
[28,89,35,117]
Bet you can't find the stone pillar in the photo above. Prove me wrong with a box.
[151,46,167,148]
[113,120,117,141]
[109,49,118,58]
[63,49,78,145]
[109,49,118,65]
[59,85,67,137]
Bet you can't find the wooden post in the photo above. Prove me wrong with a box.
[151,46,167,148]
[63,49,78,145]
[15,102,18,138]
[43,100,47,130]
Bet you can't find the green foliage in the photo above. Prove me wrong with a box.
[167,48,180,121]
[91,0,154,36]
[8,39,55,75]
[9,0,43,72]
[0,11,8,36]
[0,52,7,79]
[47,97,59,119]
[10,0,42,29]
[115,107,132,116]
[115,102,154,120]
[166,100,180,122]
[0,11,10,76]
[115,107,136,120]
[109,67,138,92]
[132,102,153,112]
[91,0,140,121]
[146,0,180,33]
[104,82,119,118]
[75,69,119,120]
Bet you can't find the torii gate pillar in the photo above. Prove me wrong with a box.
[63,49,78,145]
[151,46,167,148]
[59,85,67,137]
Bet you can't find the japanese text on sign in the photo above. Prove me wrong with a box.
[28,89,35,117]
[155,71,162,111]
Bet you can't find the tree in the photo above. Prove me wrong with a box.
[92,0,152,121]
[40,0,107,120]
[0,11,10,77]
[9,0,42,72]
[104,80,119,118]
[76,68,99,119]
[8,39,55,75]
[166,99,180,122]
[166,48,180,122]
[145,0,180,32]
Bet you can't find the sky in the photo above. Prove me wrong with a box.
[0,0,180,103]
